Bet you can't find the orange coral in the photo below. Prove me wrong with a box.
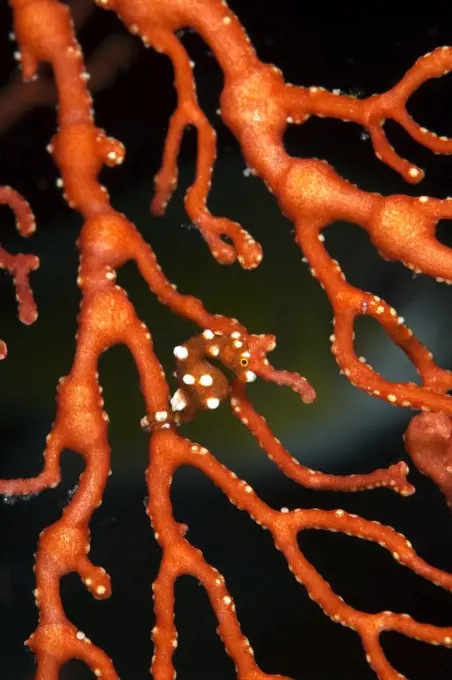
[2,2,452,679]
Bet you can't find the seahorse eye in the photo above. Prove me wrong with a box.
[240,357,248,367]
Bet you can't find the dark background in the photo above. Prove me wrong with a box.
[1,1,452,678]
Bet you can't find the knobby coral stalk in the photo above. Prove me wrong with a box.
[0,185,38,358]
[1,1,452,679]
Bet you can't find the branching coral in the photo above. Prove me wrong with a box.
[1,1,452,679]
